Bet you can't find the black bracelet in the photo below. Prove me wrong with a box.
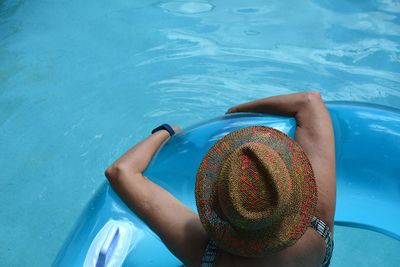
[151,124,175,136]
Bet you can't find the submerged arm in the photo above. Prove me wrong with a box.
[105,127,208,267]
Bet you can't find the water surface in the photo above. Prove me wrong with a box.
[0,0,399,266]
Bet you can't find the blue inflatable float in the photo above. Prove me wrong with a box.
[54,102,400,267]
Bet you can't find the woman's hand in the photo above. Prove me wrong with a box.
[226,106,239,114]
[171,125,181,133]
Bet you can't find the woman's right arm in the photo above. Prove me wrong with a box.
[227,92,336,228]
[105,128,208,267]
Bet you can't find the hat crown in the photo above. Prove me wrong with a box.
[217,143,291,231]
[195,126,318,257]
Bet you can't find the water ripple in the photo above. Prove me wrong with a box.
[159,1,214,15]
[1,1,400,266]
[138,30,399,84]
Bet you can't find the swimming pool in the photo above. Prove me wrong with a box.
[0,0,399,266]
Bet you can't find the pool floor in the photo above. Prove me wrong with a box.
[0,0,399,266]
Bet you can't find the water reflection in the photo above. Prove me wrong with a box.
[1,0,400,266]
[159,1,215,15]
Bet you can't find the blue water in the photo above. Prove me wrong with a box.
[0,0,399,266]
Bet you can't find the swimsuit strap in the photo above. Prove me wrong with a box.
[310,216,334,267]
[201,240,218,267]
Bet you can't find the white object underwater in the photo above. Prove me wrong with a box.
[83,220,140,267]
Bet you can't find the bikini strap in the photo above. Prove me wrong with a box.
[201,240,218,267]
[310,216,334,267]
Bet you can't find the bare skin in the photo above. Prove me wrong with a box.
[105,91,336,267]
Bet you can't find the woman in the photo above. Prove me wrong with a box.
[105,91,336,267]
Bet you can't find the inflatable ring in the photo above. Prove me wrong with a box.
[54,102,400,266]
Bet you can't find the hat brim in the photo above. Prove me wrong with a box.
[195,126,317,257]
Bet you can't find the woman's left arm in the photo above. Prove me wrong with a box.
[105,127,208,267]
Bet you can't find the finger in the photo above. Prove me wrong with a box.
[226,107,237,114]
[172,125,182,133]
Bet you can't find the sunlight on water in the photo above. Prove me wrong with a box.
[0,0,399,266]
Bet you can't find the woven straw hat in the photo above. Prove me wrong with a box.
[195,126,317,257]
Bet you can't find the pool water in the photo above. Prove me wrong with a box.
[0,0,399,266]
[332,226,400,267]
[122,227,399,266]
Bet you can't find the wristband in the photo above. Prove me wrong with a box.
[151,124,175,136]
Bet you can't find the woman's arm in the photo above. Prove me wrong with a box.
[227,92,336,228]
[105,127,208,267]
[106,129,175,175]
[227,92,317,118]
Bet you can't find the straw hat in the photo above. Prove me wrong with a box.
[195,126,317,257]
